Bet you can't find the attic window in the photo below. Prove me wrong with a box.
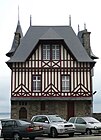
[42,44,60,60]
[43,45,50,60]
[52,45,59,60]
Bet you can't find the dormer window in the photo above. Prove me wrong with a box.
[42,44,60,60]
[52,45,59,60]
[43,45,50,60]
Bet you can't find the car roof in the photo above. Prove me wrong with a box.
[69,116,98,121]
[0,119,30,122]
[32,114,58,117]
[0,119,15,121]
[31,114,60,119]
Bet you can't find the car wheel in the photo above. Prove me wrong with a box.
[13,133,22,140]
[50,127,58,138]
[86,129,92,135]
[68,133,74,137]
[81,132,85,135]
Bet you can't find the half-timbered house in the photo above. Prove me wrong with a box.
[6,19,98,120]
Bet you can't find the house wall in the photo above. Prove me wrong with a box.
[11,42,93,119]
[11,44,92,98]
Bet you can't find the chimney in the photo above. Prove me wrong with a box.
[78,25,98,60]
[82,30,91,56]
[78,28,91,56]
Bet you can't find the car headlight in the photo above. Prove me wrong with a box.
[58,125,64,128]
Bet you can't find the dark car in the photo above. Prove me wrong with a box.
[31,115,75,138]
[1,119,43,140]
[0,121,2,137]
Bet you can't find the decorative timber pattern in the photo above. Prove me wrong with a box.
[11,43,92,98]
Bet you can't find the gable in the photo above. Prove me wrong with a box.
[26,40,77,64]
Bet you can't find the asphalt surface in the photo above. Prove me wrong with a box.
[35,135,101,140]
[1,135,101,140]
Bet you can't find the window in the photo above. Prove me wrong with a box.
[32,116,48,123]
[76,118,86,124]
[42,44,60,60]
[52,45,59,60]
[68,117,75,123]
[32,76,41,91]
[62,75,70,91]
[4,121,15,127]
[40,116,48,123]
[32,116,42,122]
[19,101,27,105]
[43,45,50,60]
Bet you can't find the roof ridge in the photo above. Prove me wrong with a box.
[31,25,70,27]
[40,27,63,39]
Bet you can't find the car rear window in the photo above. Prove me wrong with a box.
[19,120,31,125]
[84,117,100,123]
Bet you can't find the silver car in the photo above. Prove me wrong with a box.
[68,117,101,135]
[31,115,75,138]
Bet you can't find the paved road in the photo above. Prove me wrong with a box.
[1,135,101,140]
[35,135,101,140]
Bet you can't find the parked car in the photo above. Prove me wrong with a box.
[0,121,2,137]
[31,114,75,138]
[68,117,101,135]
[1,119,43,140]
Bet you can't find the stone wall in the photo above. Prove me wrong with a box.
[11,100,92,120]
[75,100,92,117]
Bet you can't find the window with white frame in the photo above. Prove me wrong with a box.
[52,45,59,60]
[32,76,41,91]
[42,44,60,60]
[43,45,50,60]
[62,75,70,91]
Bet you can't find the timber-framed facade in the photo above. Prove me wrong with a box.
[6,21,98,120]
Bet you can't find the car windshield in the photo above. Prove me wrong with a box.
[84,117,100,123]
[48,115,65,122]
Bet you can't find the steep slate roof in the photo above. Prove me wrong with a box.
[7,26,95,63]
[6,20,23,57]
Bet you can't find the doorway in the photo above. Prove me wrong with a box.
[67,101,74,120]
[19,107,27,119]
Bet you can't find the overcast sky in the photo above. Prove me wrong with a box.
[0,0,101,113]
